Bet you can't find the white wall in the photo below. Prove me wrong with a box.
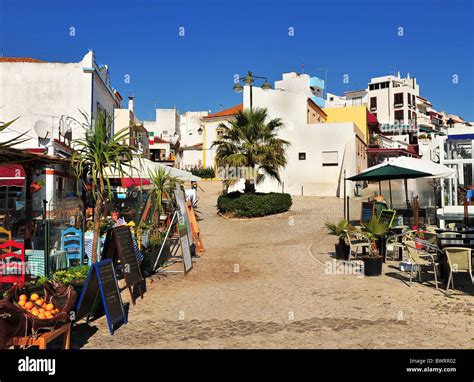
[227,86,363,196]
[0,50,118,147]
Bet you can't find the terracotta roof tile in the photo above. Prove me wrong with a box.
[203,104,243,119]
[0,57,45,63]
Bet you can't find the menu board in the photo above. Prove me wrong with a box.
[360,201,375,224]
[102,226,143,289]
[75,259,127,335]
[177,211,193,274]
[378,209,396,228]
[174,185,194,246]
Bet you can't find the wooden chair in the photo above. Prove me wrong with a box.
[0,227,12,254]
[0,240,26,287]
[61,227,83,267]
[12,323,71,349]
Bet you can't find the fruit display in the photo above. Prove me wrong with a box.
[16,293,60,320]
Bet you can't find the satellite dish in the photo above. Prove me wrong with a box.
[34,120,51,139]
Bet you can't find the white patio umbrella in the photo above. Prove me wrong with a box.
[105,157,201,183]
[349,156,455,208]
[366,156,455,179]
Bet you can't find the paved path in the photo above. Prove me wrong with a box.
[76,181,474,349]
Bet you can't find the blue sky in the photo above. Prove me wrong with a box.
[1,0,473,121]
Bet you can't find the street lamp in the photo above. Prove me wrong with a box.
[233,71,272,110]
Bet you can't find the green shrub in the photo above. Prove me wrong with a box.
[52,265,90,285]
[217,191,292,218]
[189,166,215,178]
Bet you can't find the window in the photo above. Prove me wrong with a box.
[322,151,338,166]
[298,152,306,160]
[394,110,404,124]
[370,96,377,110]
[407,110,412,121]
[380,82,387,89]
[394,93,404,106]
[374,83,380,90]
[412,94,416,108]
[407,93,412,106]
[162,130,168,135]
[216,128,224,137]
[329,97,334,101]
[369,84,374,91]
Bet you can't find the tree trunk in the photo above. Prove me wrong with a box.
[244,179,255,194]
[91,194,102,263]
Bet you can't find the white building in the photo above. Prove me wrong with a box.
[178,110,209,169]
[114,96,149,157]
[220,71,366,197]
[0,50,121,209]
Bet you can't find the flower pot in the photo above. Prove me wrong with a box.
[335,243,350,260]
[30,182,42,194]
[361,256,383,276]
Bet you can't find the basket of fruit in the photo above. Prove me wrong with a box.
[0,281,77,348]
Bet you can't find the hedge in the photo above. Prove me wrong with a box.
[217,191,292,218]
[189,166,215,178]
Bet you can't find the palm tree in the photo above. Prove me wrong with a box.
[212,107,289,193]
[148,167,181,238]
[71,110,141,263]
[0,117,29,151]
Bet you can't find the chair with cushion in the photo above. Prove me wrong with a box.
[443,247,473,294]
[61,227,84,267]
[404,240,439,289]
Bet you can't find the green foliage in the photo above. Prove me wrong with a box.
[148,166,181,215]
[52,265,90,285]
[325,220,353,237]
[217,191,292,218]
[211,108,290,193]
[189,166,215,178]
[71,110,141,201]
[0,117,29,150]
[362,216,389,240]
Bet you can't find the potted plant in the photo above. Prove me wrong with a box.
[411,226,426,249]
[325,220,352,260]
[358,216,389,276]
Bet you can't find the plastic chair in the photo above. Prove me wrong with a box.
[405,240,439,289]
[61,227,84,267]
[443,247,473,294]
[346,231,370,260]
[0,240,26,287]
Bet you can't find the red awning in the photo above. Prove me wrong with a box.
[0,164,25,187]
[121,178,151,188]
[367,110,379,125]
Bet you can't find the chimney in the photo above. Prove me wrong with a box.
[128,96,134,112]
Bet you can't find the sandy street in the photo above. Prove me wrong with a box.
[74,181,474,349]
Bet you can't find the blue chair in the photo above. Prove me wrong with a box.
[61,227,84,267]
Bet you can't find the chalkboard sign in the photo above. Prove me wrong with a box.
[177,211,193,274]
[75,259,127,335]
[360,201,375,224]
[378,209,396,228]
[174,185,194,251]
[102,226,144,304]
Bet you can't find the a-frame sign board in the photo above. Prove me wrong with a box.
[75,259,127,335]
[101,226,144,305]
